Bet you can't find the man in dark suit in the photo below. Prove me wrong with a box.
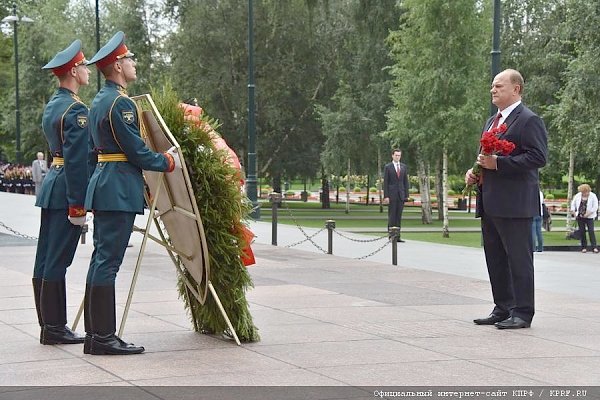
[466,69,548,329]
[383,148,409,242]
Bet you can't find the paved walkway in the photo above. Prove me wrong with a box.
[0,191,599,398]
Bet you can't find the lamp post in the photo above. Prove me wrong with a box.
[490,0,501,116]
[2,3,33,165]
[95,0,101,91]
[246,0,259,219]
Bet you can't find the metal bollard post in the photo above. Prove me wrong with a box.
[325,220,336,254]
[389,226,400,265]
[269,192,282,246]
[80,223,89,245]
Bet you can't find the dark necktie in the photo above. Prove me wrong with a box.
[489,112,502,131]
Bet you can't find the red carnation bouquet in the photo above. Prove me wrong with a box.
[462,123,515,197]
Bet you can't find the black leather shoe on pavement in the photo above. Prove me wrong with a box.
[473,314,508,325]
[41,325,85,345]
[90,334,145,355]
[495,316,531,329]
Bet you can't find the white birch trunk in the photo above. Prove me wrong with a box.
[566,146,575,237]
[417,156,432,224]
[345,158,350,214]
[442,147,450,237]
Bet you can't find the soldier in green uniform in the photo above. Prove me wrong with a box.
[35,40,92,345]
[84,32,180,355]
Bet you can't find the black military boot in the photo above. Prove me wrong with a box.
[89,285,144,355]
[83,284,92,354]
[32,277,44,343]
[40,280,85,345]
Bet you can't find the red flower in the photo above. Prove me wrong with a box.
[462,123,514,197]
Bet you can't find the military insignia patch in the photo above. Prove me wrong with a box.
[77,115,88,128]
[122,110,135,124]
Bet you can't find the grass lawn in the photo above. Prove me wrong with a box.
[259,200,582,248]
[400,231,580,248]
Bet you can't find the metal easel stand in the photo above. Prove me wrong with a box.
[122,173,241,345]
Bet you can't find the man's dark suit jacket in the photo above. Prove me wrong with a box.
[383,162,409,202]
[476,103,548,218]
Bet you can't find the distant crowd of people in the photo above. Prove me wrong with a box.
[0,162,36,194]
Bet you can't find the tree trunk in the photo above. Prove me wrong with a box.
[435,159,443,221]
[566,145,575,237]
[321,172,330,209]
[366,175,370,205]
[272,173,281,193]
[378,147,383,213]
[442,147,450,238]
[345,158,350,214]
[417,155,432,224]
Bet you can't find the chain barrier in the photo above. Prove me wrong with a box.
[285,227,326,249]
[332,228,389,243]
[332,228,392,260]
[0,220,38,240]
[280,200,328,253]
[277,200,395,259]
[355,238,392,260]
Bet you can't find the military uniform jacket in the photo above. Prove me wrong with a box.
[37,87,89,215]
[85,80,169,214]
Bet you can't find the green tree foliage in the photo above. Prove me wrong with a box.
[165,0,345,187]
[318,0,402,176]
[386,0,488,172]
[547,0,600,187]
[0,0,599,193]
[500,0,572,188]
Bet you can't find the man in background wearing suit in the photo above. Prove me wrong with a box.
[466,69,548,329]
[31,151,48,199]
[383,149,409,242]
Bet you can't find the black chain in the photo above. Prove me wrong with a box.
[280,200,328,253]
[0,221,38,240]
[276,201,397,260]
[355,238,391,260]
[333,228,389,243]
[285,227,326,248]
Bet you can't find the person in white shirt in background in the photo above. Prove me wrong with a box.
[531,190,544,252]
[570,183,599,253]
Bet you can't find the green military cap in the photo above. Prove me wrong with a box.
[87,31,134,69]
[42,40,87,76]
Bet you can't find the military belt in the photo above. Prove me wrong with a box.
[98,153,128,162]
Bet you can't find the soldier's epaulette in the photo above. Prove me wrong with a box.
[69,93,88,109]
[117,87,129,97]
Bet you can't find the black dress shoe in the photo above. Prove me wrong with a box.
[495,316,531,329]
[41,325,85,345]
[398,239,405,243]
[90,334,145,355]
[473,314,508,325]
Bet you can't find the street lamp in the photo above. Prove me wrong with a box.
[2,3,33,165]
[490,0,501,116]
[246,0,259,219]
